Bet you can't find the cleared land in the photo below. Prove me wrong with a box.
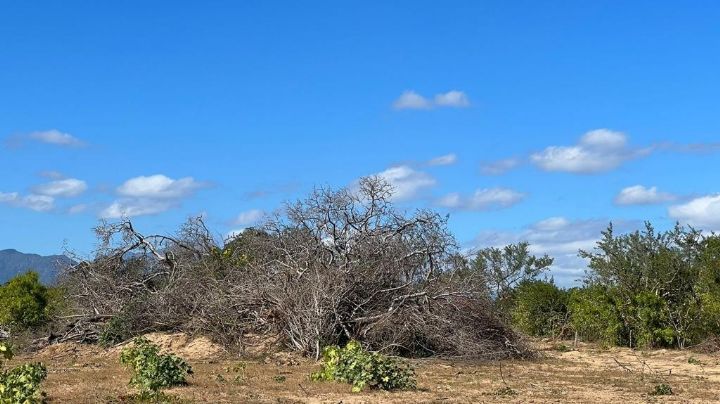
[13,334,720,403]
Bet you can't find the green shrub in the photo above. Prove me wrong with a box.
[99,316,132,347]
[311,340,416,392]
[650,383,673,396]
[510,280,568,337]
[120,337,193,397]
[0,272,50,330]
[567,285,623,346]
[0,342,48,403]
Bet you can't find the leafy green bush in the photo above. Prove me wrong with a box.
[99,316,132,347]
[510,280,568,337]
[0,272,50,330]
[0,342,48,403]
[650,383,673,396]
[311,340,416,392]
[567,285,623,346]
[120,337,193,397]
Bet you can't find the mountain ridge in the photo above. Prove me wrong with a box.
[0,248,73,284]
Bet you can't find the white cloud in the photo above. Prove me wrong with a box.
[38,170,65,179]
[67,204,87,214]
[480,158,521,175]
[376,165,436,201]
[224,228,246,240]
[233,209,265,226]
[427,153,457,166]
[100,199,175,219]
[614,185,676,206]
[101,174,206,218]
[393,90,470,110]
[472,217,639,285]
[669,194,720,230]
[0,192,54,212]
[117,174,204,199]
[392,91,432,110]
[434,90,470,107]
[438,187,525,211]
[530,129,651,173]
[28,130,84,147]
[33,178,87,197]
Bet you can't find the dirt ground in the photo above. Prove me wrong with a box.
[12,333,720,403]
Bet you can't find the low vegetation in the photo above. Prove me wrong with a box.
[310,340,416,392]
[0,342,47,403]
[119,337,193,399]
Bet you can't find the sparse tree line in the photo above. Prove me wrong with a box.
[1,177,720,361]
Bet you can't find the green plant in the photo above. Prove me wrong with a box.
[688,357,703,365]
[553,344,570,352]
[99,316,132,347]
[120,337,193,397]
[311,340,416,392]
[510,279,568,337]
[0,342,48,403]
[494,386,517,396]
[567,285,622,346]
[272,375,286,383]
[650,383,673,396]
[0,271,50,330]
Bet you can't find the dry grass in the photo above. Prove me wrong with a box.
[12,335,720,403]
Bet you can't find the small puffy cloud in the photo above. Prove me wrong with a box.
[233,209,265,226]
[376,165,436,201]
[117,174,204,199]
[33,178,87,197]
[669,194,720,230]
[530,129,650,173]
[434,90,470,108]
[480,158,521,175]
[101,174,207,218]
[38,170,66,179]
[438,187,525,211]
[427,153,457,166]
[67,204,88,214]
[614,185,676,206]
[100,199,174,219]
[392,91,432,110]
[393,90,470,110]
[0,192,54,212]
[29,130,84,146]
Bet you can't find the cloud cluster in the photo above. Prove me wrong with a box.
[101,174,206,218]
[375,165,437,201]
[427,153,457,166]
[233,209,265,226]
[393,90,470,110]
[530,129,651,173]
[438,188,525,211]
[614,185,676,205]
[480,158,521,175]
[0,192,54,212]
[6,129,85,148]
[669,194,720,230]
[32,178,88,197]
[0,175,88,212]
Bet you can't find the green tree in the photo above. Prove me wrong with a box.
[473,242,553,302]
[0,271,50,329]
[510,279,568,337]
[579,223,706,348]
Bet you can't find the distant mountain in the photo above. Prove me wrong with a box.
[0,249,73,285]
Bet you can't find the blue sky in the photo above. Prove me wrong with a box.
[1,1,719,284]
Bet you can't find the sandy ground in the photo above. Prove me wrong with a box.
[12,334,720,403]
